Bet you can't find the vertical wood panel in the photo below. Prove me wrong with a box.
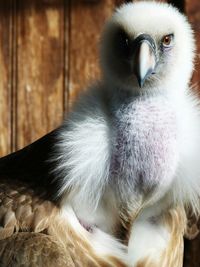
[67,0,117,107]
[16,0,67,149]
[185,0,200,93]
[0,1,12,156]
[184,1,200,266]
[63,1,70,113]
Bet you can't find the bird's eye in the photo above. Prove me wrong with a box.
[161,34,174,48]
[115,28,131,58]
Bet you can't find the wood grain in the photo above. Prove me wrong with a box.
[67,0,117,107]
[185,0,200,94]
[16,0,67,149]
[0,1,13,157]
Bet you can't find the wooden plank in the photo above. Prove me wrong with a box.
[16,0,67,149]
[67,0,117,107]
[183,1,200,266]
[0,1,12,156]
[185,0,200,94]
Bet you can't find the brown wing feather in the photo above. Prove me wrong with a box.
[0,218,126,267]
[0,179,59,240]
[0,232,74,267]
[0,179,126,267]
[0,129,61,201]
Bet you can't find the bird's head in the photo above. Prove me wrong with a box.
[100,1,195,94]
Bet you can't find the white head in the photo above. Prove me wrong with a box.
[101,1,195,94]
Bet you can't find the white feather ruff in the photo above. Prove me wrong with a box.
[54,0,200,214]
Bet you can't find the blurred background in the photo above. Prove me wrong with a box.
[0,0,199,265]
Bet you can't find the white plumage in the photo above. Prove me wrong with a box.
[54,1,200,265]
[0,1,199,266]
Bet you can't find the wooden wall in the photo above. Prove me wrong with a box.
[0,1,200,265]
[0,0,120,155]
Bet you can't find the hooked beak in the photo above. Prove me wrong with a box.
[133,34,156,88]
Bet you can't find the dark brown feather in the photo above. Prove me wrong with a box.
[0,129,61,201]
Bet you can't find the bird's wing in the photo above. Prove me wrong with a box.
[0,232,74,267]
[0,230,126,267]
[0,179,59,240]
[0,180,127,267]
[0,129,61,201]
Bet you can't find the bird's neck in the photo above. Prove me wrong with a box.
[103,78,189,104]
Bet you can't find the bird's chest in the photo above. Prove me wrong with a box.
[110,97,178,193]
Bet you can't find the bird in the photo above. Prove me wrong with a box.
[0,1,200,266]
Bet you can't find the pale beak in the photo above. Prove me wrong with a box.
[134,35,156,88]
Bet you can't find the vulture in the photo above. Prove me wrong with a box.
[0,1,199,266]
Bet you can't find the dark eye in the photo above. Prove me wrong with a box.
[114,28,131,58]
[161,34,174,48]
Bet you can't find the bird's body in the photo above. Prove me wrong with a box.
[0,1,199,266]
